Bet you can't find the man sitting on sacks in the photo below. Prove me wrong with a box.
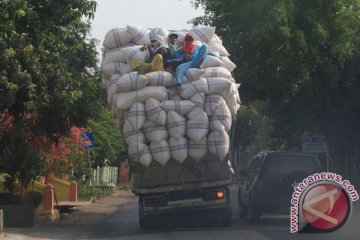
[131,34,178,74]
[169,33,209,94]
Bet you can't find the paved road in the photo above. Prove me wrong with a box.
[85,187,358,240]
[5,187,358,239]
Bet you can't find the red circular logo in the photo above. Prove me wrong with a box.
[301,183,350,231]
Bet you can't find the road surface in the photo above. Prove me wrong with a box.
[4,186,358,239]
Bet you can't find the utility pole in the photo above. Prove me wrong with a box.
[83,131,95,202]
[87,148,95,201]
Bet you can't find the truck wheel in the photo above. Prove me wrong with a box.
[139,202,151,230]
[221,210,232,227]
[239,204,248,219]
[248,195,261,223]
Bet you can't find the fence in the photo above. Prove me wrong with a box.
[92,166,118,187]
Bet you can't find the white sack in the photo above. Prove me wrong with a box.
[186,108,209,143]
[189,137,207,162]
[208,130,230,161]
[101,44,135,66]
[107,75,123,105]
[119,63,133,76]
[128,141,152,167]
[184,68,205,82]
[160,100,196,116]
[204,55,224,68]
[169,136,188,164]
[145,71,175,87]
[145,98,167,126]
[179,78,209,99]
[116,86,168,110]
[210,103,232,132]
[114,72,148,92]
[187,107,206,120]
[204,67,232,79]
[221,56,236,72]
[128,102,146,131]
[191,26,215,42]
[205,94,226,117]
[207,77,233,96]
[127,46,151,64]
[144,121,168,143]
[123,120,146,145]
[150,28,169,40]
[102,62,120,80]
[224,82,241,116]
[103,28,133,49]
[168,91,182,101]
[167,111,186,137]
[190,92,206,109]
[208,43,230,57]
[150,140,171,167]
[127,24,151,45]
[207,35,230,56]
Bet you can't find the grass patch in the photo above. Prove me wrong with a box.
[77,182,132,201]
[77,183,113,201]
[116,182,132,191]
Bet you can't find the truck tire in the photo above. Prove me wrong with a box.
[139,199,151,230]
[220,210,232,227]
[220,189,232,227]
[239,204,248,219]
[248,193,261,223]
[238,194,248,219]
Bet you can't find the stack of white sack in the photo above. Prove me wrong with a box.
[101,25,241,167]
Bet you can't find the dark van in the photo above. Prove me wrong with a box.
[238,151,321,222]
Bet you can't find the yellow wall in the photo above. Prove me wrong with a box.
[1,175,72,202]
[49,177,70,202]
[27,180,45,193]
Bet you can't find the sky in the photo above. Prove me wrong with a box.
[90,0,205,57]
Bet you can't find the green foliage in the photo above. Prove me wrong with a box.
[193,0,360,184]
[0,0,105,185]
[117,183,132,191]
[77,182,113,201]
[0,0,98,135]
[1,125,44,192]
[235,102,272,153]
[87,107,126,167]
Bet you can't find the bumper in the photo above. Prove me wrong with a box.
[143,198,229,216]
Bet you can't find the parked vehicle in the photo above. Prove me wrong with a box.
[238,151,321,222]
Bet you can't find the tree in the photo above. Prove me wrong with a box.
[192,0,360,186]
[0,0,106,190]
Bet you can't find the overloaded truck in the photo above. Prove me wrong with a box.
[100,25,240,228]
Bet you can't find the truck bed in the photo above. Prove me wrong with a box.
[132,154,231,193]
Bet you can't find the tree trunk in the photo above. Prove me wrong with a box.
[325,117,360,188]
